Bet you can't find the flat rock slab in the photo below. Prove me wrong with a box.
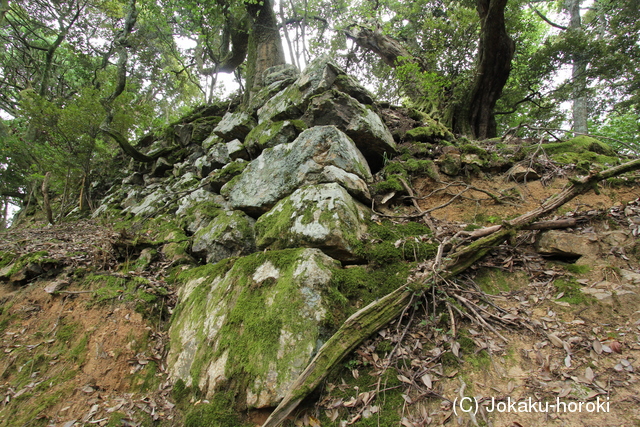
[226,126,372,216]
[168,248,339,409]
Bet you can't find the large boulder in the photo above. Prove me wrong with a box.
[243,119,307,156]
[225,126,372,216]
[255,183,369,262]
[191,210,256,264]
[213,111,256,142]
[168,248,339,408]
[257,56,373,124]
[301,89,396,170]
[536,230,599,260]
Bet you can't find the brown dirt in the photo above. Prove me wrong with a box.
[0,272,175,426]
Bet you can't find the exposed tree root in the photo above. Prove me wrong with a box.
[261,158,640,427]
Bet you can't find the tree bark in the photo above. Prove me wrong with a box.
[244,0,286,98]
[566,0,588,133]
[261,157,640,427]
[42,171,53,225]
[458,0,515,139]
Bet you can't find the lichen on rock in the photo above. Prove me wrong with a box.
[168,248,339,409]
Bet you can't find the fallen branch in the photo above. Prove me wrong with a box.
[261,157,640,427]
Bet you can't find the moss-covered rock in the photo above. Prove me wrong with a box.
[226,126,372,216]
[191,210,256,264]
[190,116,222,144]
[243,119,307,156]
[535,136,620,169]
[168,248,339,409]
[405,117,454,142]
[208,160,249,193]
[213,111,256,142]
[255,183,369,262]
[301,89,397,171]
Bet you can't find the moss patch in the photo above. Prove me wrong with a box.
[355,220,436,265]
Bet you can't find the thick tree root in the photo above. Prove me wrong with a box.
[261,158,640,427]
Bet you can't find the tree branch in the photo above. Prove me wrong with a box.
[528,2,568,30]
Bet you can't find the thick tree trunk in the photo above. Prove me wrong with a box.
[457,0,515,139]
[245,0,286,98]
[261,157,640,427]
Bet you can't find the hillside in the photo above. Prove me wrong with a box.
[1,58,640,427]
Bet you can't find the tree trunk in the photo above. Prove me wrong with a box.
[457,0,515,139]
[244,0,286,98]
[42,171,53,225]
[566,0,588,133]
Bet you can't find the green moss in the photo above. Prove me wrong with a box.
[371,174,405,194]
[319,366,404,426]
[533,136,619,167]
[69,333,89,364]
[354,220,435,265]
[554,277,592,305]
[0,251,16,269]
[326,263,412,326]
[184,392,251,427]
[475,268,511,295]
[83,274,168,321]
[106,412,128,427]
[562,264,591,274]
[405,119,454,141]
[1,251,57,278]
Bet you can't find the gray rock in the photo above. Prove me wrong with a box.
[257,56,346,124]
[174,123,193,146]
[168,248,339,408]
[508,165,540,182]
[262,64,300,87]
[213,111,256,142]
[255,183,369,262]
[151,157,173,177]
[226,126,372,216]
[226,139,249,161]
[194,143,232,178]
[536,230,599,259]
[244,120,307,156]
[191,210,256,264]
[301,89,396,170]
[122,172,144,186]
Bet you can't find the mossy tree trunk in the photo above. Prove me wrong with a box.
[261,158,640,427]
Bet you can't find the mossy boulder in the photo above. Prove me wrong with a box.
[190,116,222,144]
[537,136,619,169]
[244,120,307,156]
[405,117,454,142]
[226,126,372,216]
[168,248,339,408]
[301,89,396,171]
[255,183,369,262]
[191,210,256,264]
[257,56,373,124]
[213,112,256,142]
[208,160,248,193]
